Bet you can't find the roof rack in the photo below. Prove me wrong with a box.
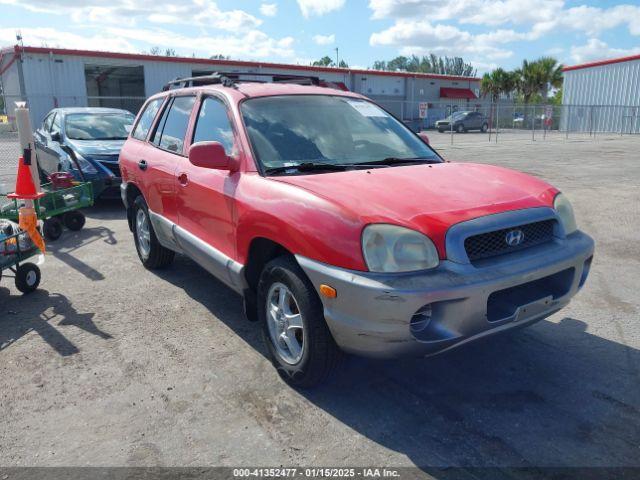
[163,73,234,90]
[162,72,321,91]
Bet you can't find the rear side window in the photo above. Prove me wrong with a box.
[51,113,62,133]
[192,97,234,154]
[43,113,55,131]
[132,98,163,140]
[155,96,196,154]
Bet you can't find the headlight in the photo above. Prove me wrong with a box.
[554,193,577,235]
[362,224,439,273]
[73,153,98,174]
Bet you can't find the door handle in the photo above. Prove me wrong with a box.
[178,172,189,186]
[138,159,148,171]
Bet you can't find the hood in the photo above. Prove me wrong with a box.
[65,139,125,158]
[273,162,558,256]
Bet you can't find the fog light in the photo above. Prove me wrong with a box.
[410,304,432,333]
[319,284,337,298]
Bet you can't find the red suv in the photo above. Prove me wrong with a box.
[120,74,594,387]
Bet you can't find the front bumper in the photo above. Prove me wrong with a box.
[297,230,594,359]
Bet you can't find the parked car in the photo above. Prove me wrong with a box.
[435,111,488,133]
[34,107,135,199]
[120,76,594,387]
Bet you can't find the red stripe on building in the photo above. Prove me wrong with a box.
[563,54,640,72]
[3,45,480,83]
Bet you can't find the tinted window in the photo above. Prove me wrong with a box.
[156,96,195,154]
[241,95,439,170]
[43,113,55,131]
[193,97,234,154]
[151,99,172,146]
[51,113,62,133]
[132,98,163,141]
[65,112,135,140]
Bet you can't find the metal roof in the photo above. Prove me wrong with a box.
[1,45,480,82]
[563,53,640,72]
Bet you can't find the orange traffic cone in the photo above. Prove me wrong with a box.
[7,156,44,200]
[18,206,46,254]
[7,155,46,253]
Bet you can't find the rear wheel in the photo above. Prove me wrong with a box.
[133,196,174,269]
[63,211,86,231]
[43,217,63,241]
[481,123,489,133]
[15,263,41,294]
[257,256,341,388]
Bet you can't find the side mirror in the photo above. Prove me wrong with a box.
[50,131,61,142]
[188,141,233,170]
[418,132,430,145]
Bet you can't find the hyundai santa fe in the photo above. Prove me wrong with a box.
[119,74,594,387]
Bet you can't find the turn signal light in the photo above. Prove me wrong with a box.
[319,284,337,298]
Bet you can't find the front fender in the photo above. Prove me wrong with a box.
[234,174,367,271]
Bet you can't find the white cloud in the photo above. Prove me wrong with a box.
[260,3,278,17]
[370,20,513,60]
[561,5,640,36]
[570,38,640,64]
[0,27,136,52]
[0,0,263,31]
[297,0,345,18]
[313,34,335,45]
[103,27,295,59]
[368,0,562,25]
[0,25,296,60]
[367,1,640,67]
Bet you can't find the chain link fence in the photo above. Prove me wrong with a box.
[1,93,639,184]
[377,100,640,144]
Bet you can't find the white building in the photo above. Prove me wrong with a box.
[0,45,481,130]
[562,54,640,134]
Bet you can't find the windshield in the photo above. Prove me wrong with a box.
[65,112,135,140]
[241,95,440,172]
[445,112,467,121]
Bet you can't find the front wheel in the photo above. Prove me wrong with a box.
[456,124,465,133]
[133,196,175,269]
[15,263,41,293]
[257,256,341,388]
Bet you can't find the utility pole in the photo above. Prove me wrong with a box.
[335,47,339,67]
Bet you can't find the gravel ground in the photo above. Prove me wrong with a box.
[1,133,639,475]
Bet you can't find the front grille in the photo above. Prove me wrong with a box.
[464,219,556,262]
[99,161,121,178]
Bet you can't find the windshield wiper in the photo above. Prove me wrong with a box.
[265,162,353,175]
[353,157,441,167]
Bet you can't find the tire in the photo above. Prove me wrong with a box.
[456,124,465,133]
[133,195,175,269]
[15,263,41,294]
[63,211,86,231]
[43,217,63,241]
[257,256,341,388]
[438,129,445,133]
[481,123,488,133]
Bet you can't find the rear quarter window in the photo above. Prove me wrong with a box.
[132,98,164,141]
[153,96,196,154]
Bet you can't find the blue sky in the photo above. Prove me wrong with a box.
[1,0,639,74]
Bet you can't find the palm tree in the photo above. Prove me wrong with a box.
[536,57,563,101]
[482,67,518,102]
[481,71,501,103]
